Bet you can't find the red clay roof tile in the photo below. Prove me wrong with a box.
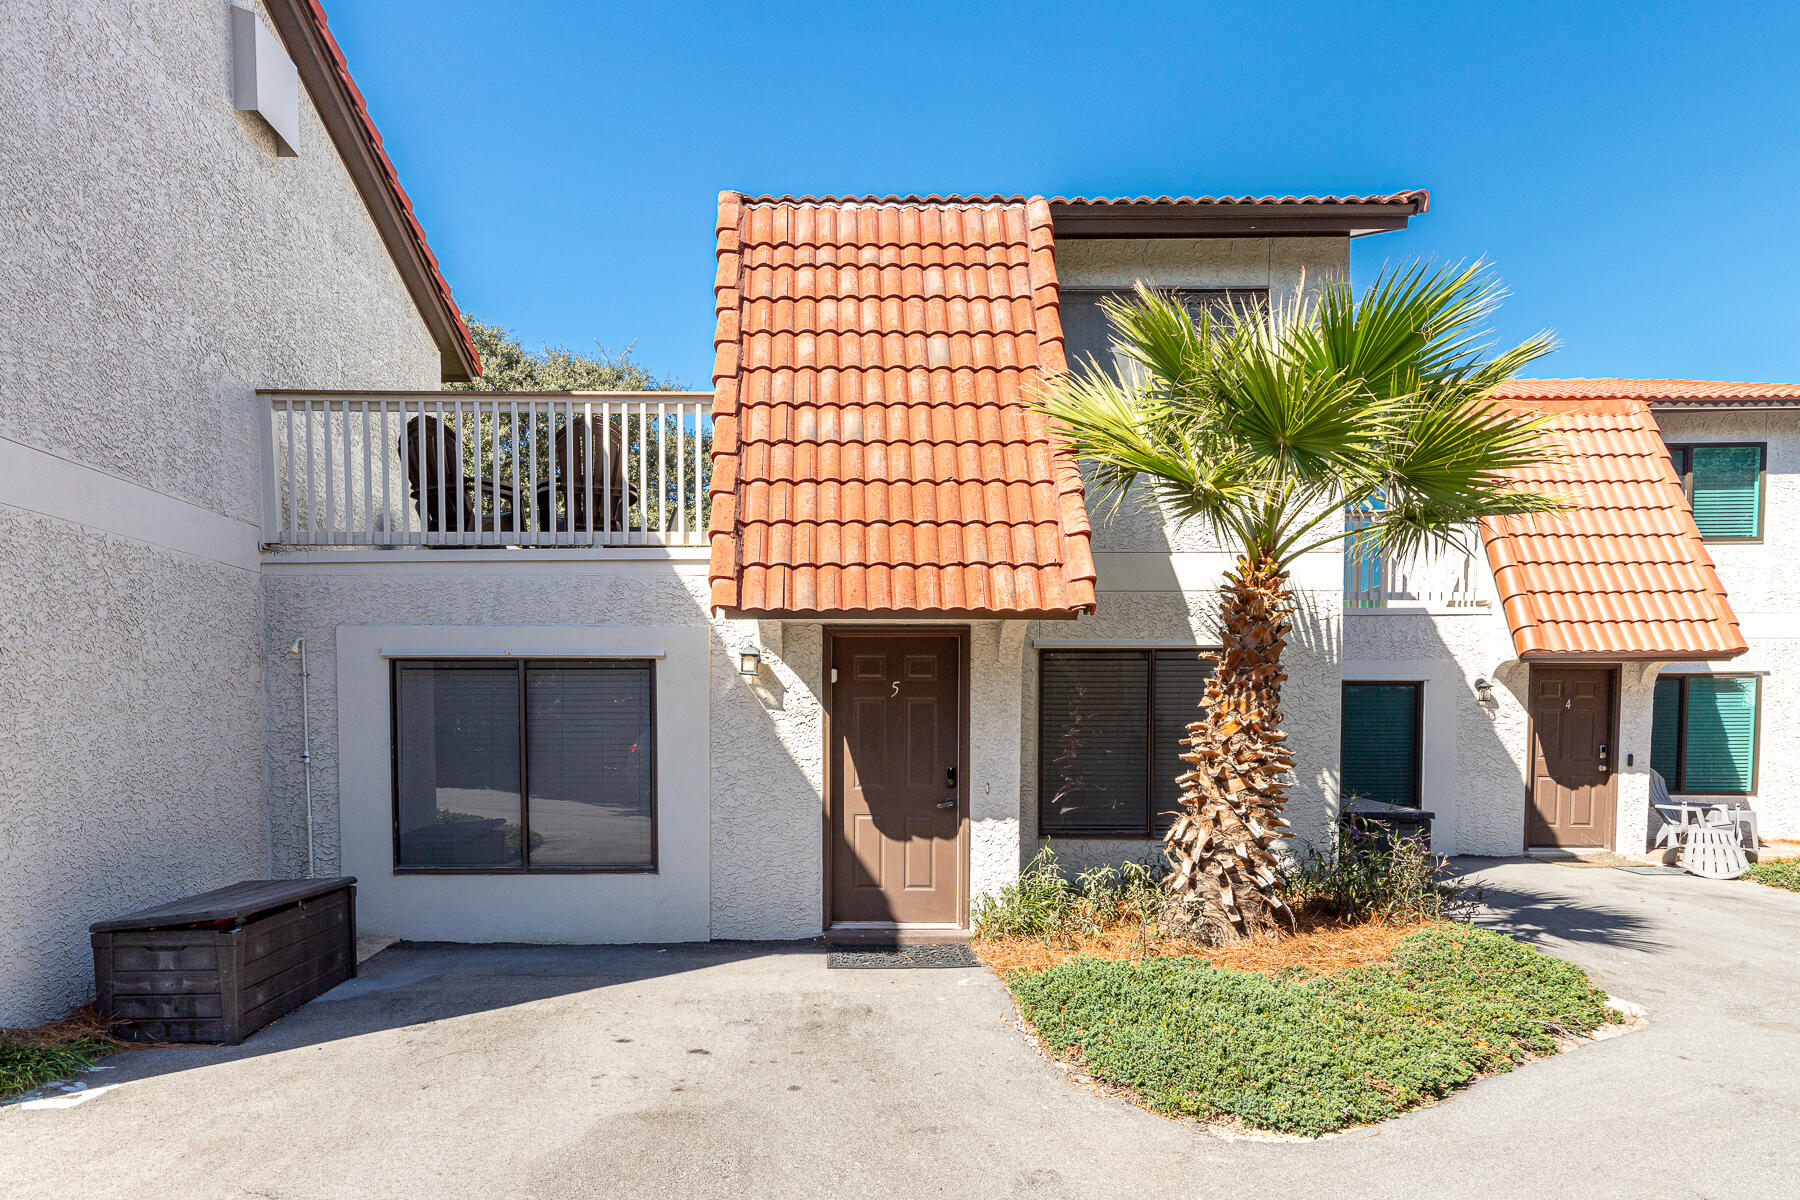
[1493,378,1800,405]
[1480,395,1745,661]
[708,193,1097,617]
[297,1,478,378]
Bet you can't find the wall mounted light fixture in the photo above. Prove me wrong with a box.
[737,648,762,677]
[1473,677,1495,704]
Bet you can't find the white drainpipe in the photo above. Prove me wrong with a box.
[287,637,314,878]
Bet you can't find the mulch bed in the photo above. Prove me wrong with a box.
[973,909,1423,978]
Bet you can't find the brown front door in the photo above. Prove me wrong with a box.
[1527,666,1617,848]
[827,632,966,925]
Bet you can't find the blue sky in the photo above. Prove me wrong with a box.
[331,0,1799,388]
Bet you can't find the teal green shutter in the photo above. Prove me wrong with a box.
[1341,683,1420,805]
[1650,678,1682,785]
[1689,446,1762,538]
[1681,676,1758,793]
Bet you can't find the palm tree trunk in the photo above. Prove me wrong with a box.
[1163,555,1296,942]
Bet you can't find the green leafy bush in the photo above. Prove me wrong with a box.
[1744,856,1800,891]
[971,847,1163,940]
[1281,825,1477,925]
[1007,924,1610,1137]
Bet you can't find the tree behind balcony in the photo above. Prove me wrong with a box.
[447,321,704,529]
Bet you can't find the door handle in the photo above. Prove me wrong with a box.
[937,798,956,809]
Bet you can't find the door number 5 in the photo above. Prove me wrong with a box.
[890,682,900,698]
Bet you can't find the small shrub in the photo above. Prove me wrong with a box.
[1743,857,1800,891]
[1282,823,1478,925]
[972,847,1164,940]
[1007,924,1610,1137]
[0,1034,112,1101]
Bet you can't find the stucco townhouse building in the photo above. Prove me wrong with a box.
[4,0,1795,1028]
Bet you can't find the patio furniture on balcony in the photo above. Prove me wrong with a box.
[529,413,633,534]
[401,413,522,536]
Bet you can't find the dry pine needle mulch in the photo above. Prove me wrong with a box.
[974,913,1429,978]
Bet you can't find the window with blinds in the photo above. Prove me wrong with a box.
[1340,682,1423,806]
[1650,674,1759,795]
[1667,443,1764,539]
[392,659,656,872]
[1038,649,1216,837]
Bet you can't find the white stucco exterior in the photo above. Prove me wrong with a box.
[1649,410,1800,841]
[0,0,444,1023]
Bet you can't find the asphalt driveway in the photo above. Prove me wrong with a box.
[4,860,1797,1200]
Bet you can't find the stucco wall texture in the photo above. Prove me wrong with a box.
[1652,411,1800,840]
[0,0,440,1024]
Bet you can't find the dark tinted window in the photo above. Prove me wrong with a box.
[1340,682,1422,806]
[392,659,655,871]
[1039,649,1216,837]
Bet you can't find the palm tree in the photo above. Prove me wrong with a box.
[1039,264,1560,943]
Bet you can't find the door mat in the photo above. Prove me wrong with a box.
[1615,865,1689,876]
[826,945,979,969]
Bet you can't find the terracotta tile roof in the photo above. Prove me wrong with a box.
[1480,396,1745,660]
[1493,378,1800,409]
[706,193,1097,617]
[276,1,479,379]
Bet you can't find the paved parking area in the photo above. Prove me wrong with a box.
[3,860,1797,1199]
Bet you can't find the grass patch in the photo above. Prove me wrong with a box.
[1744,856,1800,892]
[1005,924,1611,1137]
[0,1009,128,1102]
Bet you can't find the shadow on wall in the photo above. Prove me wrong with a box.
[1018,472,1348,875]
[708,619,835,939]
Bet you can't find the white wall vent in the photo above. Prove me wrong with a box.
[231,4,300,157]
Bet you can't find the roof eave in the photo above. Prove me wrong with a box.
[263,0,480,382]
[1647,399,1800,412]
[713,606,1091,622]
[1048,201,1424,239]
[1517,645,1750,663]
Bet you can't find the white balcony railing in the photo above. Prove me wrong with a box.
[259,391,713,548]
[1343,511,1486,609]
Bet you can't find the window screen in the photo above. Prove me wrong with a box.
[1340,682,1423,806]
[393,659,655,871]
[1650,674,1759,795]
[1039,649,1215,836]
[1669,443,1763,539]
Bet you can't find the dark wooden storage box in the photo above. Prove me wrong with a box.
[90,877,357,1044]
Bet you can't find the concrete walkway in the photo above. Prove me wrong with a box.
[3,860,1797,1199]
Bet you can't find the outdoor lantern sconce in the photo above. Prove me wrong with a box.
[1473,677,1495,704]
[738,648,762,677]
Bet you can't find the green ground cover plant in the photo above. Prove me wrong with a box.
[1006,924,1611,1137]
[0,1031,115,1102]
[1743,856,1800,892]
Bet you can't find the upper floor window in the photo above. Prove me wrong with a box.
[1667,443,1765,540]
[1060,287,1268,374]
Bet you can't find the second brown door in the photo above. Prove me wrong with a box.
[1527,666,1617,848]
[828,633,965,925]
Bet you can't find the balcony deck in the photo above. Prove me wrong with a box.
[259,391,712,550]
